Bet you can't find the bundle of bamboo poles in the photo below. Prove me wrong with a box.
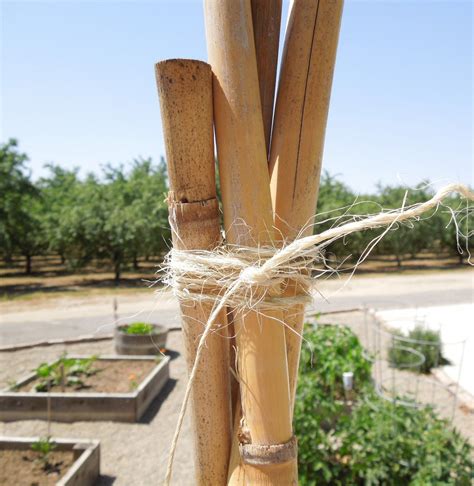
[155,1,343,484]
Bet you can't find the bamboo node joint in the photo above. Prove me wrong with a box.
[239,436,298,466]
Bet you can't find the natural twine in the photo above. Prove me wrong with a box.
[163,183,473,485]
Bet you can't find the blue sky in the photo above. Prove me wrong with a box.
[1,0,472,192]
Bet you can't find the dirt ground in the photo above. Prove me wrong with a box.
[1,253,467,302]
[0,449,75,486]
[15,359,157,394]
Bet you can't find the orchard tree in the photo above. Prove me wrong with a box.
[315,172,379,266]
[376,183,435,267]
[39,164,81,265]
[126,156,170,267]
[0,139,44,272]
[438,193,473,263]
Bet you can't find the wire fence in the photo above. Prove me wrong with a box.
[357,305,469,423]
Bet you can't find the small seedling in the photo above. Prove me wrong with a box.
[128,373,139,391]
[31,436,57,470]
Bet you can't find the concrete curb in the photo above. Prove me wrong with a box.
[0,311,360,353]
[0,333,114,353]
[0,327,184,353]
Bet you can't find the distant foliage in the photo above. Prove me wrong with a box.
[0,139,44,273]
[315,171,472,268]
[295,324,473,485]
[1,141,471,278]
[1,139,170,281]
[388,325,450,374]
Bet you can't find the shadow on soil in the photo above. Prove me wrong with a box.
[95,474,117,485]
[164,349,180,361]
[139,378,177,424]
[0,277,153,299]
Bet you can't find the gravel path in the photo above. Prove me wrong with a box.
[1,310,472,485]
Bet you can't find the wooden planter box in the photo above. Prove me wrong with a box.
[0,436,100,486]
[0,355,170,423]
[114,324,168,355]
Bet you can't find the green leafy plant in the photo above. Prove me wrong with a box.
[388,325,450,373]
[295,323,472,485]
[31,436,57,470]
[122,322,154,335]
[299,323,372,395]
[34,354,98,392]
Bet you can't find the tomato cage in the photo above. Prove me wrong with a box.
[359,304,471,423]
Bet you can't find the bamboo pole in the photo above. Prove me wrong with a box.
[251,0,282,155]
[204,2,297,485]
[155,59,232,486]
[269,0,344,407]
[227,0,283,431]
[227,2,284,482]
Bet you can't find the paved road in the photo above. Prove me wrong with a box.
[1,270,472,346]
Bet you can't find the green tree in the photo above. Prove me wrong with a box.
[375,183,436,267]
[88,158,170,283]
[438,193,473,263]
[125,156,170,267]
[315,172,379,266]
[39,164,81,266]
[0,139,44,273]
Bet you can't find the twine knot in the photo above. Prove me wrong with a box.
[239,265,270,285]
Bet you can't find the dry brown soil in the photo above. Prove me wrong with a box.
[15,359,158,393]
[0,253,467,302]
[0,449,75,486]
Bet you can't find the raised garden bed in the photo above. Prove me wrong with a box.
[115,323,168,355]
[0,355,170,422]
[0,436,100,486]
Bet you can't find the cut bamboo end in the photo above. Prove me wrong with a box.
[155,58,232,486]
[156,58,217,205]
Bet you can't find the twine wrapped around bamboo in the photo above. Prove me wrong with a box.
[163,183,473,484]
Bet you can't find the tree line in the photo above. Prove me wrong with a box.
[1,139,170,281]
[0,139,471,281]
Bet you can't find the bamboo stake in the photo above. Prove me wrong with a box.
[227,3,284,482]
[204,2,297,484]
[228,0,283,418]
[251,0,282,155]
[269,0,344,406]
[155,59,232,486]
